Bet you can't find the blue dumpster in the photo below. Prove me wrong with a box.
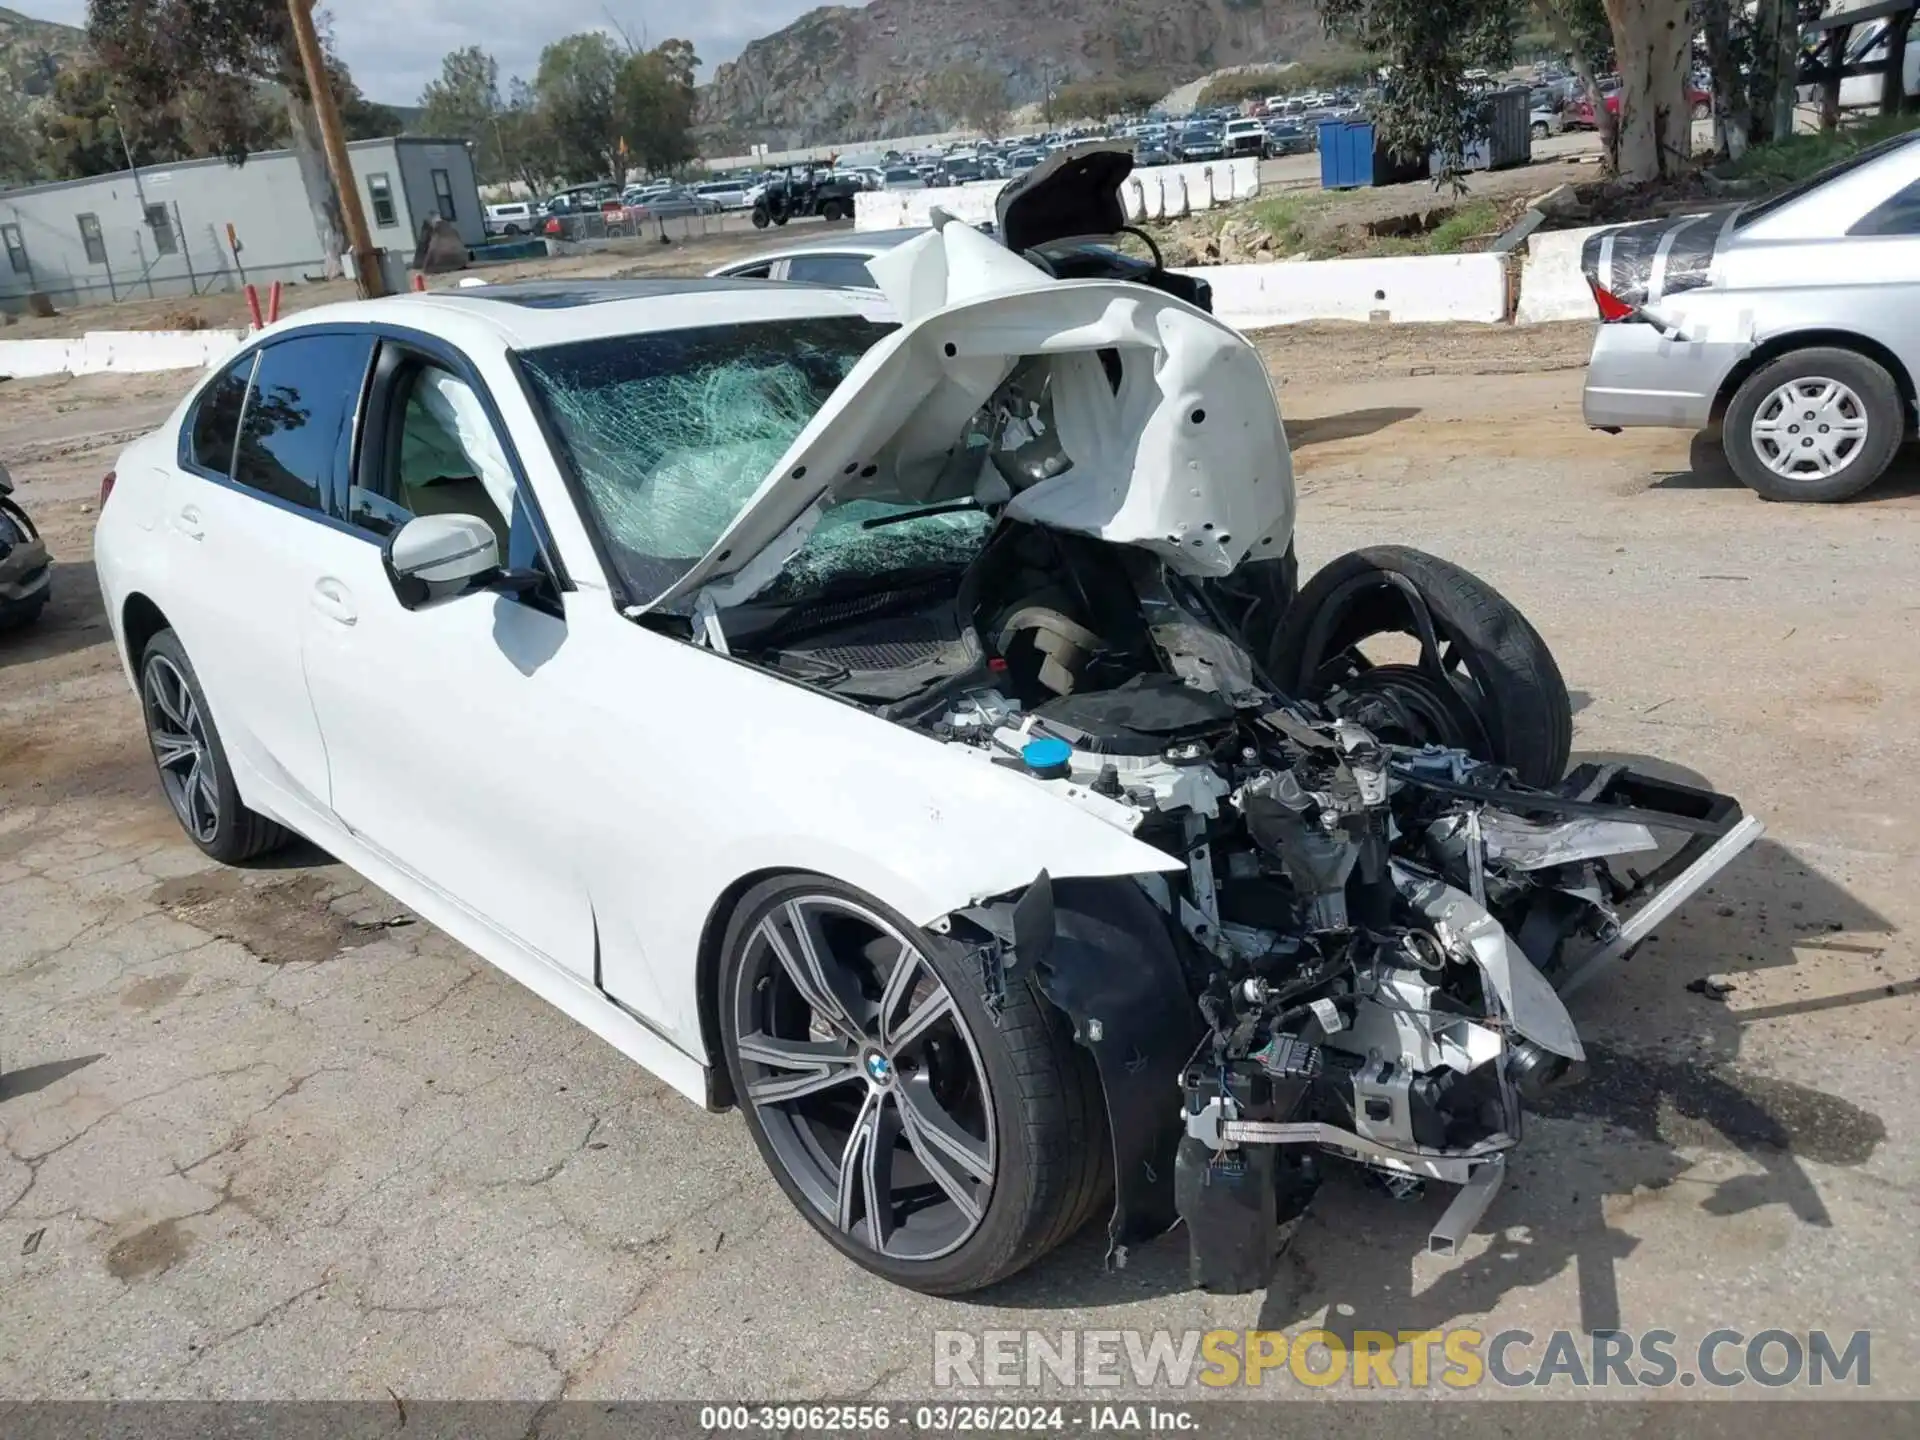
[1317,119,1430,189]
[1317,120,1371,188]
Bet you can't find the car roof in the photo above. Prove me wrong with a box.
[259,278,888,354]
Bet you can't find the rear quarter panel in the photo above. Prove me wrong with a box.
[1701,236,1920,406]
[96,409,193,685]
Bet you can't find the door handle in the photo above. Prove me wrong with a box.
[171,505,204,541]
[310,578,357,626]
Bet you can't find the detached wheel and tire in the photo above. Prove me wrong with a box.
[0,497,50,630]
[139,631,287,864]
[1267,546,1572,787]
[751,206,772,230]
[1722,347,1902,502]
[718,875,1109,1295]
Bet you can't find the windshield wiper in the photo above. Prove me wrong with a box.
[860,499,985,530]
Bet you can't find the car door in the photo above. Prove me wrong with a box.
[165,333,376,820]
[296,336,597,983]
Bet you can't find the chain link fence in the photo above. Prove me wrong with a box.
[0,197,348,313]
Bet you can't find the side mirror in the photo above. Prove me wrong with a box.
[384,513,501,610]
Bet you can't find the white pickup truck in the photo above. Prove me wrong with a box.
[1222,117,1270,159]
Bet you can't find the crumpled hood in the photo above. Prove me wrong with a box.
[641,216,1294,614]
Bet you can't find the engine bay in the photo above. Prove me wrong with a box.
[720,513,1759,1290]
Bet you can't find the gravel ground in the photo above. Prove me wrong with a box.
[2,324,1917,1406]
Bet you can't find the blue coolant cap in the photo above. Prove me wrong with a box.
[1021,736,1074,779]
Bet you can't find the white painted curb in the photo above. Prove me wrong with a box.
[1515,223,1613,324]
[0,328,248,380]
[1186,253,1510,330]
[854,158,1261,233]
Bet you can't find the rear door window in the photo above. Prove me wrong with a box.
[785,254,878,288]
[188,355,256,477]
[231,333,377,514]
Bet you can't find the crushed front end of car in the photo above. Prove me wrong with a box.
[937,693,1758,1291]
[644,150,1763,1291]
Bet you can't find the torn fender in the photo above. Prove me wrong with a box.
[959,873,1200,1261]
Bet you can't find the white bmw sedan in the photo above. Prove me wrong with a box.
[96,210,1755,1296]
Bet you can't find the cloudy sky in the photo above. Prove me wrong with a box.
[21,1,835,104]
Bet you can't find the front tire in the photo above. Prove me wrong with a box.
[1723,347,1902,502]
[139,630,288,863]
[718,874,1109,1294]
[1267,546,1572,787]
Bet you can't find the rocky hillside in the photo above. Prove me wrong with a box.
[0,5,85,104]
[699,0,1328,145]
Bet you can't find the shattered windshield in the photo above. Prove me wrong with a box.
[517,316,894,605]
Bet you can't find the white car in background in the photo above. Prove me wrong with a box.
[483,201,538,236]
[693,180,753,210]
[706,227,929,289]
[94,156,1756,1297]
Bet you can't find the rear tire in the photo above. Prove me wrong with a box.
[1268,546,1572,787]
[718,873,1109,1295]
[1722,347,1902,502]
[139,630,288,864]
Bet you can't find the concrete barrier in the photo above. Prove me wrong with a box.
[1182,253,1510,330]
[854,157,1262,234]
[1515,223,1613,324]
[0,328,247,380]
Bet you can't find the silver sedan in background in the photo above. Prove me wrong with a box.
[1583,130,1920,501]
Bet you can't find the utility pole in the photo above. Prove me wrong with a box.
[109,102,149,208]
[288,0,387,297]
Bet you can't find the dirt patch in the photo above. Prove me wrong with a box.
[139,310,211,332]
[105,1217,191,1281]
[0,714,153,808]
[1251,319,1593,387]
[150,871,364,966]
[120,972,191,1011]
[1152,158,1595,264]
